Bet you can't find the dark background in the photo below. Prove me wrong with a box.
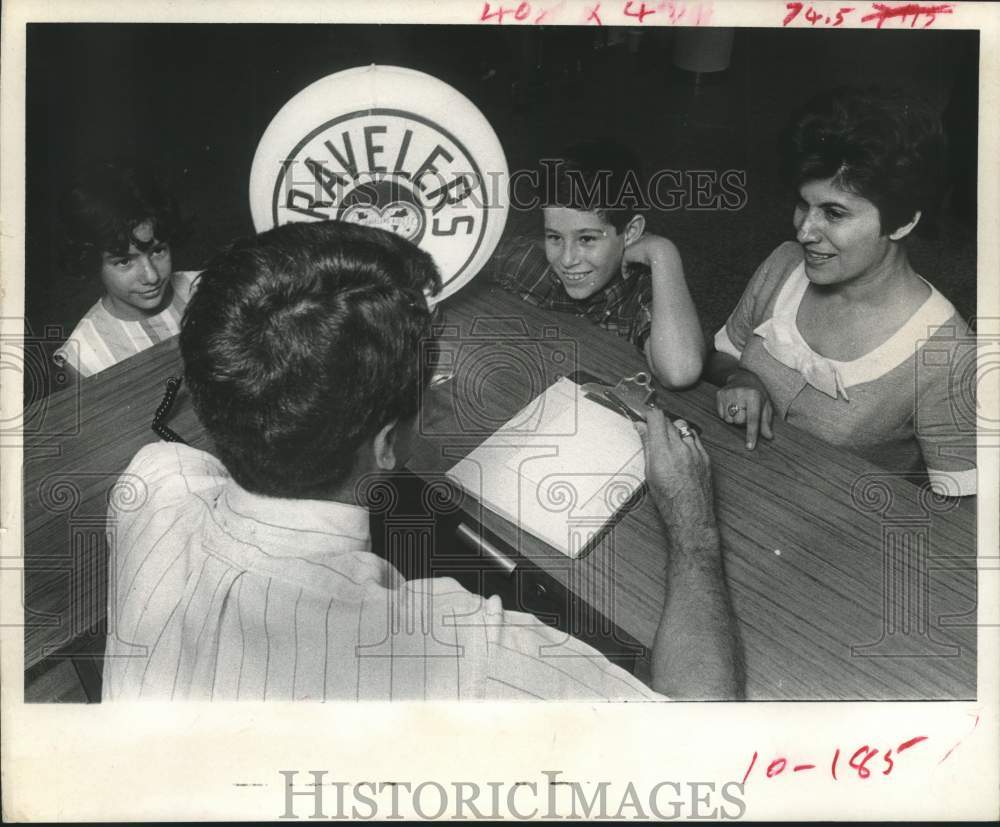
[25,24,978,348]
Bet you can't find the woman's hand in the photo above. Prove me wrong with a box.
[716,369,774,449]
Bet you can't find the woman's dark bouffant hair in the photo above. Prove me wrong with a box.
[783,87,948,236]
[58,161,189,277]
[180,220,442,498]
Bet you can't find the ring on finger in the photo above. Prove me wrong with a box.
[676,423,694,440]
[727,403,743,417]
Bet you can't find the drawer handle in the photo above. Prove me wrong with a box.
[455,523,518,575]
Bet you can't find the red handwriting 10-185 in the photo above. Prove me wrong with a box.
[783,2,954,28]
[742,735,927,783]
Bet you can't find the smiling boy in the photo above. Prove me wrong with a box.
[486,139,704,388]
[53,163,199,379]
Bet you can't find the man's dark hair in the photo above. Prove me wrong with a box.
[58,160,189,277]
[537,138,646,232]
[180,220,442,497]
[782,87,948,236]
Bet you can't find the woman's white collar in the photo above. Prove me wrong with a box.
[752,262,955,392]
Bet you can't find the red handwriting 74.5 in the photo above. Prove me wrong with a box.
[742,735,927,783]
[784,3,854,26]
[784,2,954,28]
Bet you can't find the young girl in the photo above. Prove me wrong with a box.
[54,163,199,378]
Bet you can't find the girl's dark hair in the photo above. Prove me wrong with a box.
[58,161,189,277]
[783,87,948,236]
[180,220,442,498]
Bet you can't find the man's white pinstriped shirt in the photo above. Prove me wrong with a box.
[103,443,662,701]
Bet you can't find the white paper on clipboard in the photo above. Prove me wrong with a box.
[445,376,646,558]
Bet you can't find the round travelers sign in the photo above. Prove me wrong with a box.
[249,65,509,304]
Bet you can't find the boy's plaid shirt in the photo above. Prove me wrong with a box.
[484,235,653,349]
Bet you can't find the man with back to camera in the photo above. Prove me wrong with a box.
[102,219,743,701]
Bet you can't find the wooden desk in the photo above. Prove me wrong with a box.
[22,280,977,700]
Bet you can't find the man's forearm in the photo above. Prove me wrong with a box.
[650,524,745,700]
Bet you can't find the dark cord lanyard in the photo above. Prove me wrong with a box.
[151,376,189,444]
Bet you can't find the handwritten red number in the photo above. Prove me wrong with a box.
[784,1,803,24]
[804,5,822,24]
[832,6,854,25]
[849,746,878,779]
[623,0,655,22]
[742,733,936,785]
[766,757,787,778]
[481,2,508,22]
[860,3,953,30]
[586,2,603,24]
[481,1,537,23]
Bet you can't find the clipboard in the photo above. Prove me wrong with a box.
[564,369,701,558]
[445,370,700,560]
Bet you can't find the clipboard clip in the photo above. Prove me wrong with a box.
[580,371,656,422]
[580,371,702,434]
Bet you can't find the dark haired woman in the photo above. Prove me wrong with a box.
[53,162,198,378]
[705,88,976,497]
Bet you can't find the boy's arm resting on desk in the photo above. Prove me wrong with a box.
[627,234,705,389]
[637,409,745,700]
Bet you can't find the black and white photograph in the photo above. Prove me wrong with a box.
[2,0,997,821]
